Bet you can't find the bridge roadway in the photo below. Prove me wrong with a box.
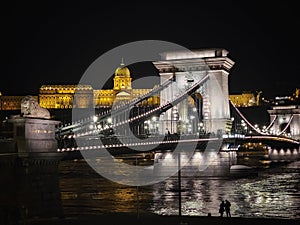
[57,133,300,160]
[58,134,219,156]
[224,134,300,148]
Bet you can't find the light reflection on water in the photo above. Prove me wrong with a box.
[232,172,300,218]
[59,159,300,219]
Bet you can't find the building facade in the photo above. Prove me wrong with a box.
[39,85,94,109]
[229,92,256,107]
[0,92,38,111]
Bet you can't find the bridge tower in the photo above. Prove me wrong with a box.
[268,104,300,140]
[153,49,235,135]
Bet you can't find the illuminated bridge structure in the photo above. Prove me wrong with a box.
[267,104,300,140]
[55,49,300,160]
[57,49,233,137]
[229,99,300,141]
[1,49,300,189]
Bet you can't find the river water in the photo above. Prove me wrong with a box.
[58,157,300,219]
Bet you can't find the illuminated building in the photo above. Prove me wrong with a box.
[93,61,159,107]
[229,92,256,107]
[0,92,38,110]
[0,61,159,111]
[292,88,300,101]
[39,85,94,109]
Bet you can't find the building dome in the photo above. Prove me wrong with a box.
[115,60,130,77]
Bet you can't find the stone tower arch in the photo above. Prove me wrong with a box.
[153,49,235,135]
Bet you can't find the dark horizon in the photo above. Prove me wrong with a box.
[2,1,299,99]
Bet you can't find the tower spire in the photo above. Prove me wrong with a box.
[120,57,125,66]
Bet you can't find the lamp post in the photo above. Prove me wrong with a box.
[178,153,182,217]
[199,122,204,136]
[171,109,173,134]
[231,117,235,134]
[171,106,179,134]
[152,116,157,134]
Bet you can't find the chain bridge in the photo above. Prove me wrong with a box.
[54,49,299,164]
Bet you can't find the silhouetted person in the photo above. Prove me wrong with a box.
[225,199,231,217]
[219,200,225,217]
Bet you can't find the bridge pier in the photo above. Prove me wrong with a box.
[0,116,64,222]
[153,151,233,178]
[268,105,300,140]
[0,153,64,223]
[268,147,300,162]
[7,117,60,155]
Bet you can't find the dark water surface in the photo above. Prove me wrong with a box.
[59,158,300,219]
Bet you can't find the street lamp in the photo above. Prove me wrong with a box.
[93,115,98,122]
[231,117,235,134]
[199,122,204,136]
[152,116,158,134]
[144,123,149,135]
[171,106,179,133]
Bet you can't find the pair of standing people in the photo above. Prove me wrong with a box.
[219,200,231,217]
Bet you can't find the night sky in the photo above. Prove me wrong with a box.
[2,1,299,99]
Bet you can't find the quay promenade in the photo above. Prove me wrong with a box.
[26,213,300,225]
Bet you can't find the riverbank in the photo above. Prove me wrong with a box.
[26,213,299,225]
